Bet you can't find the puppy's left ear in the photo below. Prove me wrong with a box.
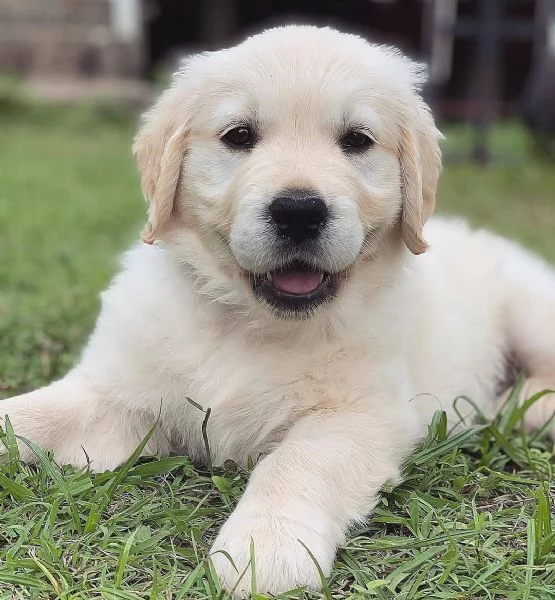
[398,101,442,255]
[133,76,193,244]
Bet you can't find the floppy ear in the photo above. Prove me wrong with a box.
[398,103,442,255]
[133,80,192,244]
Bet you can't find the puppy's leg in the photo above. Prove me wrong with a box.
[210,410,415,597]
[502,247,555,437]
[0,374,161,471]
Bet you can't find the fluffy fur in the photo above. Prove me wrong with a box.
[2,26,555,597]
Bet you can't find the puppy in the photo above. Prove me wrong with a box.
[2,25,555,597]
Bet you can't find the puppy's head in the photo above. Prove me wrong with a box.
[134,26,442,319]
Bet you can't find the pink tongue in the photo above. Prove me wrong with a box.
[271,270,324,294]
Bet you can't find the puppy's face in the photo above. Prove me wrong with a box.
[134,27,442,319]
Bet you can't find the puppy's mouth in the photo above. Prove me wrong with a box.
[250,260,340,317]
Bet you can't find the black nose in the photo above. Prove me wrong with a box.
[268,192,328,244]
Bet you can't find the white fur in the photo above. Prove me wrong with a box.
[2,26,555,597]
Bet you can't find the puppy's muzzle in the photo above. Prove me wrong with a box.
[268,191,328,245]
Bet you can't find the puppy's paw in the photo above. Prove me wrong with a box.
[210,507,335,597]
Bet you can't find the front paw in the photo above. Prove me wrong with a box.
[210,507,335,597]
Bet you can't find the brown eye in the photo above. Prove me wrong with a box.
[340,130,374,153]
[222,126,255,149]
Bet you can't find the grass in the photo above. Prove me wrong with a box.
[0,105,554,599]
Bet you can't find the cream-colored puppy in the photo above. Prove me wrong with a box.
[2,25,555,597]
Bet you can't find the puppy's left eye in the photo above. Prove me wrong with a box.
[339,130,374,153]
[222,126,255,149]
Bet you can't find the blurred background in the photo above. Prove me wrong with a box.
[1,0,555,395]
[1,0,555,160]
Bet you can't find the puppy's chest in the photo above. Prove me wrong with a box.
[183,339,380,461]
[192,340,358,406]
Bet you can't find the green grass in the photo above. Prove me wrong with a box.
[0,107,554,599]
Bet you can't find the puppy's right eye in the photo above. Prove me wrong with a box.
[222,126,255,149]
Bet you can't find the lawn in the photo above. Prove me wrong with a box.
[0,106,554,599]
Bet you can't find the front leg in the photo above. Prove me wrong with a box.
[0,373,168,471]
[211,408,418,597]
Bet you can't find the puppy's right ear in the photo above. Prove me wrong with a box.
[133,74,193,244]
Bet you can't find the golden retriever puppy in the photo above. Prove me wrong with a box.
[2,25,555,597]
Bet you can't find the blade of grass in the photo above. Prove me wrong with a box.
[85,419,159,533]
[0,415,21,474]
[17,435,81,530]
[0,472,35,501]
[114,528,138,588]
[298,539,333,600]
[127,456,192,477]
